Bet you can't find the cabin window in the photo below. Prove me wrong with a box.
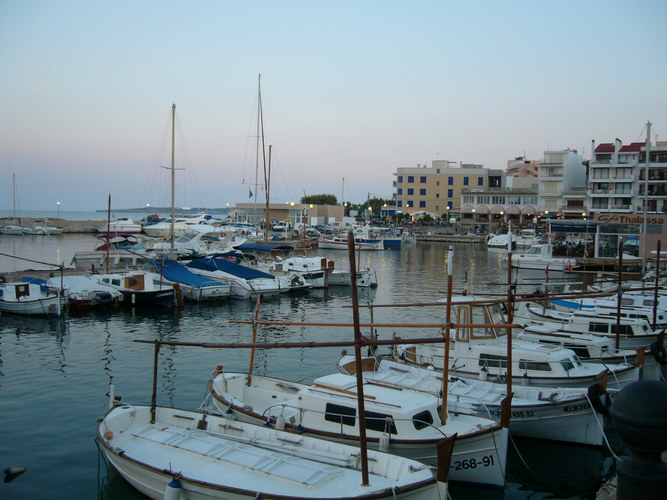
[479,353,507,369]
[111,279,121,286]
[611,324,634,336]
[562,344,591,358]
[412,410,433,430]
[365,411,397,434]
[519,360,552,372]
[324,403,356,426]
[590,323,609,334]
[560,359,575,372]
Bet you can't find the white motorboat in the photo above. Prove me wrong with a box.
[511,243,579,271]
[90,271,177,307]
[337,355,610,447]
[0,280,62,317]
[268,256,378,288]
[97,217,142,234]
[318,236,384,251]
[147,259,231,302]
[515,228,540,249]
[71,235,154,270]
[392,296,639,389]
[46,275,123,310]
[98,403,450,500]
[487,233,514,249]
[187,257,309,299]
[208,368,509,488]
[549,294,667,330]
[515,301,663,349]
[24,221,64,235]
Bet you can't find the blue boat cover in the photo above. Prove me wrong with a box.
[149,260,226,287]
[187,258,275,280]
[236,243,293,252]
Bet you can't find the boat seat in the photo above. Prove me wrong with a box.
[132,422,343,486]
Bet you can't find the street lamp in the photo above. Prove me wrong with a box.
[57,201,61,218]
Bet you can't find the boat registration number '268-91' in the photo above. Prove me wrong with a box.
[452,455,495,470]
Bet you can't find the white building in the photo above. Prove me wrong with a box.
[538,149,586,214]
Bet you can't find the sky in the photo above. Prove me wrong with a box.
[1,1,666,212]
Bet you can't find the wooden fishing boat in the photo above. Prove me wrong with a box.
[392,295,640,389]
[90,271,177,307]
[338,355,611,447]
[98,403,450,500]
[0,280,62,317]
[208,368,508,488]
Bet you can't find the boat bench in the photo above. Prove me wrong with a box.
[132,423,342,486]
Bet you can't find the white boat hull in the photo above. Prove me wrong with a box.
[99,405,448,500]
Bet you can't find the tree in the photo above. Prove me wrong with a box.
[301,194,338,205]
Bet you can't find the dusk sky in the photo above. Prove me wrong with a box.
[1,1,665,212]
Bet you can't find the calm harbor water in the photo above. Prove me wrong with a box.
[0,229,621,499]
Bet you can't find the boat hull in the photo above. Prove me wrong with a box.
[120,289,176,307]
[99,405,447,500]
[0,295,61,317]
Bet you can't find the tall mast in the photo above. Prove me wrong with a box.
[170,103,176,249]
[642,120,651,274]
[254,74,267,225]
[264,145,272,244]
[12,173,16,219]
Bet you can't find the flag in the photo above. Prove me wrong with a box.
[249,188,253,198]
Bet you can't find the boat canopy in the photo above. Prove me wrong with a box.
[149,260,227,287]
[236,243,294,252]
[188,258,276,280]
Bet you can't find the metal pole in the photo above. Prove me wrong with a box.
[616,238,624,351]
[441,246,453,425]
[642,121,652,274]
[150,340,160,424]
[653,239,661,330]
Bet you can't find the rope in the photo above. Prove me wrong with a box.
[585,392,621,461]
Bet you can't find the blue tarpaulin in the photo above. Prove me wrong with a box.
[187,258,276,280]
[149,260,227,287]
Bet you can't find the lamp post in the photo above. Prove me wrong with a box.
[57,201,61,218]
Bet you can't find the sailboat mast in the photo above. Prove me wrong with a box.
[642,120,652,273]
[264,145,272,244]
[170,103,176,249]
[12,173,16,219]
[254,74,267,225]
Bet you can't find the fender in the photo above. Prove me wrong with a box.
[587,382,610,417]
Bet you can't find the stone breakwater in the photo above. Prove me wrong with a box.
[1,218,104,233]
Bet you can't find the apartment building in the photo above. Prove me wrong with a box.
[538,149,585,213]
[393,160,504,218]
[588,138,667,214]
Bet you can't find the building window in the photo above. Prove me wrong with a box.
[447,189,453,198]
[397,201,402,207]
[420,188,426,195]
[478,177,484,186]
[407,188,414,195]
[397,188,402,195]
[420,176,427,183]
[397,176,403,183]
[447,201,453,209]
[463,177,469,186]
[407,176,414,183]
[448,176,454,186]
[407,200,413,208]
[419,201,426,208]
[435,205,440,211]
[436,181,440,186]
[436,193,440,198]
